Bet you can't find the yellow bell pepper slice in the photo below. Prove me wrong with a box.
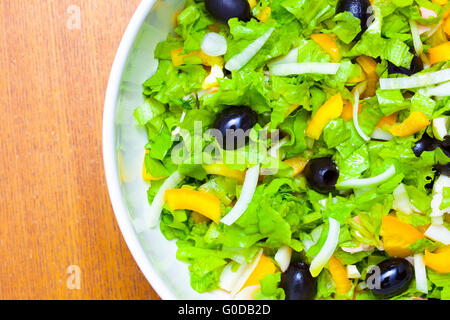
[143,165,166,182]
[283,156,307,177]
[381,216,425,258]
[286,104,300,117]
[118,151,132,183]
[311,34,342,62]
[306,93,344,140]
[328,256,352,296]
[142,150,166,181]
[248,0,257,10]
[356,55,378,98]
[171,48,224,67]
[424,246,450,273]
[389,111,430,137]
[347,68,367,84]
[243,255,278,288]
[164,189,222,224]
[432,0,448,5]
[257,7,271,23]
[429,41,450,65]
[203,163,246,183]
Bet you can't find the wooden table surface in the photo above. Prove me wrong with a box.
[0,0,160,300]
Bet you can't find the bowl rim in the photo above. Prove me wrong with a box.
[102,0,176,300]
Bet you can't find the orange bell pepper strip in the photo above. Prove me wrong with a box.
[341,100,362,121]
[243,255,278,288]
[257,7,271,23]
[445,8,450,19]
[443,12,450,37]
[164,189,222,224]
[380,216,425,258]
[356,56,378,98]
[171,48,225,67]
[424,246,450,273]
[444,17,450,37]
[203,163,246,183]
[429,41,450,65]
[306,93,344,140]
[328,256,352,296]
[376,113,398,129]
[389,111,430,137]
[432,0,448,5]
[283,156,307,177]
[311,34,342,62]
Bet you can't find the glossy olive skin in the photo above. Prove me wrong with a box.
[304,158,339,193]
[413,133,450,158]
[413,133,439,157]
[439,135,450,157]
[205,0,251,23]
[388,55,424,76]
[336,0,371,33]
[436,163,450,177]
[281,262,317,300]
[213,106,257,150]
[366,258,414,298]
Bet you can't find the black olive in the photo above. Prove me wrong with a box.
[413,132,439,157]
[435,163,450,177]
[281,262,317,300]
[438,135,450,157]
[213,106,257,150]
[366,258,414,299]
[413,133,450,158]
[304,158,339,193]
[336,0,371,34]
[205,0,251,23]
[388,55,424,76]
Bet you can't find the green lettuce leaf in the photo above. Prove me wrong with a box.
[253,272,286,300]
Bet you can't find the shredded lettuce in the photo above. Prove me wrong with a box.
[135,0,450,300]
[253,272,286,300]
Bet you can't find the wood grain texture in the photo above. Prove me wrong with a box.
[0,0,160,300]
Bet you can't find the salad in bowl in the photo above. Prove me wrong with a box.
[132,0,450,300]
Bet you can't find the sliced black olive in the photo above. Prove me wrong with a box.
[336,0,371,34]
[281,262,317,300]
[213,106,257,150]
[388,55,424,76]
[205,0,251,23]
[304,158,339,194]
[366,258,414,299]
[413,132,439,157]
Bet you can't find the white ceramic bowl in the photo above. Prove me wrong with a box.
[103,0,229,300]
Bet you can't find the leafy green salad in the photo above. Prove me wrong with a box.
[133,0,450,300]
